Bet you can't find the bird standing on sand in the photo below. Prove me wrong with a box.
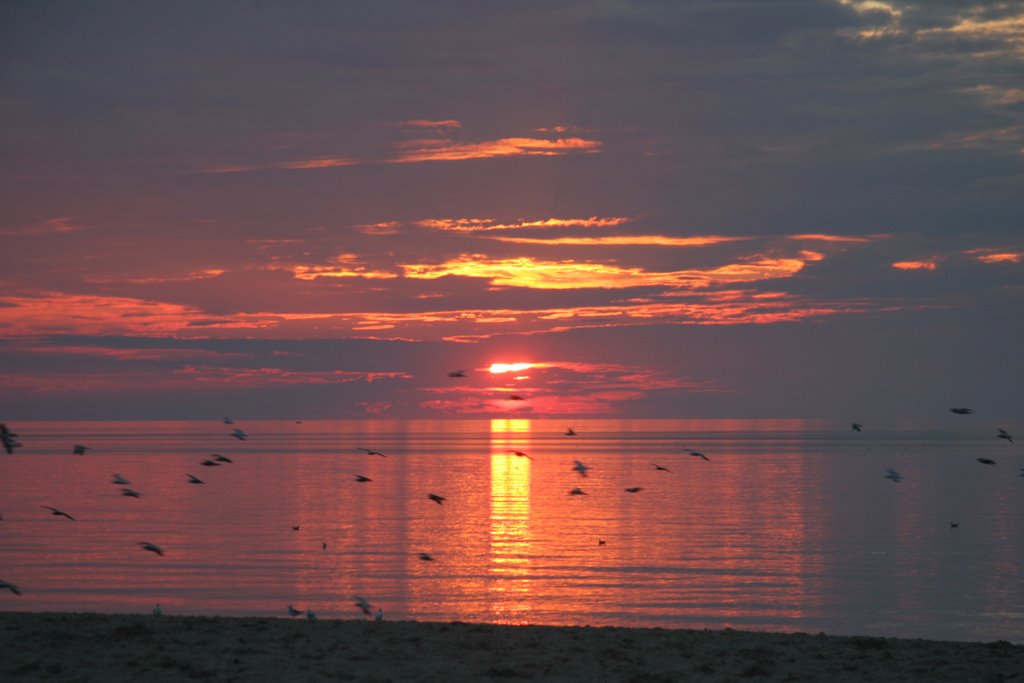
[573,460,590,477]
[139,542,164,556]
[306,609,317,621]
[565,427,576,436]
[375,608,383,621]
[997,429,1014,445]
[42,506,75,521]
[0,580,21,596]
[153,603,162,616]
[428,493,445,505]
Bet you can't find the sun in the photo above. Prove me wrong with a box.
[488,362,533,374]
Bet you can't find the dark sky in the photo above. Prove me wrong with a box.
[1,1,1022,421]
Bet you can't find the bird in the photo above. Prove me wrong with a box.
[565,427,577,436]
[72,444,89,455]
[354,475,372,483]
[292,525,300,531]
[212,454,233,463]
[884,469,903,482]
[322,541,327,551]
[120,488,142,498]
[112,474,130,485]
[851,423,863,432]
[510,450,533,460]
[625,487,643,493]
[1,424,21,454]
[353,596,373,616]
[569,487,587,496]
[287,605,302,617]
[977,457,996,465]
[572,460,590,477]
[447,370,467,378]
[418,552,435,561]
[375,608,384,622]
[428,493,445,505]
[153,603,162,616]
[689,451,710,461]
[950,522,959,530]
[653,464,672,472]
[223,417,235,424]
[200,459,221,467]
[187,473,204,484]
[508,395,526,401]
[306,609,317,621]
[950,408,974,415]
[598,539,606,546]
[997,429,1014,445]
[42,506,75,521]
[358,448,386,457]
[139,542,164,556]
[0,580,21,596]
[230,428,248,440]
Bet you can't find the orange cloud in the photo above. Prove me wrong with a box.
[357,221,402,235]
[290,253,397,281]
[200,157,358,174]
[491,235,746,247]
[0,217,83,236]
[416,216,631,232]
[892,260,938,271]
[392,136,601,163]
[397,119,462,129]
[786,233,880,243]
[965,248,1023,264]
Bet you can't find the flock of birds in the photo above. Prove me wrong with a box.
[0,406,1020,614]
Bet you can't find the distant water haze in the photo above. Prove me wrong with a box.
[0,418,1021,643]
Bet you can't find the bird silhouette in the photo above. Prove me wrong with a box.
[949,408,974,415]
[0,580,21,596]
[0,424,20,454]
[201,459,221,467]
[851,423,863,432]
[428,493,445,505]
[569,487,587,496]
[689,451,710,461]
[223,417,234,424]
[977,457,996,465]
[653,464,672,472]
[565,427,577,436]
[447,370,467,378]
[510,450,533,460]
[358,448,386,457]
[120,488,142,498]
[508,395,526,401]
[353,596,373,616]
[212,454,232,463]
[375,608,384,621]
[153,603,162,616]
[573,460,590,477]
[418,552,435,561]
[187,474,204,484]
[230,428,247,440]
[112,474,130,485]
[139,542,164,556]
[41,506,75,521]
[72,444,89,455]
[354,475,372,483]
[997,429,1014,445]
[625,487,643,493]
[884,469,903,483]
[306,608,317,621]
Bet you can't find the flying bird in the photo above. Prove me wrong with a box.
[41,506,75,521]
[322,541,327,551]
[625,487,644,493]
[428,493,446,505]
[139,542,164,556]
[212,454,233,463]
[884,469,903,483]
[653,464,672,472]
[287,605,302,617]
[598,539,606,546]
[120,488,142,498]
[689,451,710,461]
[418,552,435,561]
[112,474,130,485]
[510,450,533,460]
[572,460,590,477]
[569,487,587,496]
[358,448,386,457]
[353,596,373,616]
[354,475,372,483]
[223,417,234,424]
[447,370,467,378]
[950,522,959,530]
[851,423,863,432]
[72,444,89,455]
[977,457,996,465]
[200,459,221,467]
[292,525,300,531]
[0,580,21,596]
[507,395,526,401]
[997,429,1014,445]
[230,429,248,440]
[949,408,974,415]
[1,424,21,454]
[187,473,204,484]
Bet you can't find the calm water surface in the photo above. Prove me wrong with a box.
[1,418,1021,643]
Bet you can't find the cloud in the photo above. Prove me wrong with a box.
[965,248,1023,264]
[892,260,938,270]
[396,119,462,129]
[391,136,601,163]
[415,216,632,232]
[199,157,358,174]
[490,235,747,247]
[0,217,83,236]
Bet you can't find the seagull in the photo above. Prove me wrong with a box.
[212,454,233,463]
[358,448,386,457]
[287,605,302,617]
[598,539,606,546]
[949,408,974,415]
[322,541,327,551]
[653,464,672,472]
[447,370,467,378]
[230,428,248,440]
[139,542,164,556]
[624,487,643,493]
[510,450,533,460]
[851,423,863,432]
[950,522,959,530]
[72,444,89,455]
[223,417,235,424]
[1,424,21,454]
[353,596,373,616]
[187,473,204,484]
[200,459,221,467]
[292,525,300,531]
[689,451,710,461]
[997,429,1014,445]
[572,460,590,477]
[153,603,162,616]
[306,608,317,621]
[374,608,384,622]
[565,427,577,436]
[354,475,372,483]
[418,552,435,561]
[120,488,142,498]
[428,493,446,505]
[112,474,130,485]
[41,506,75,521]
[977,457,996,465]
[0,580,21,596]
[508,395,526,401]
[884,469,903,483]
[569,487,587,496]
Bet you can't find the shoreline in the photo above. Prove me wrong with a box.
[2,611,1022,681]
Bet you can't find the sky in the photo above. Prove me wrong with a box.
[1,0,1022,421]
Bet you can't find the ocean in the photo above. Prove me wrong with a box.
[1,418,1021,643]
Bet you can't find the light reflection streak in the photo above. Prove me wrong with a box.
[488,419,533,623]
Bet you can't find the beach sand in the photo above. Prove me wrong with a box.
[1,612,1021,681]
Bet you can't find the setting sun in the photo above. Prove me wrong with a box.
[489,362,533,374]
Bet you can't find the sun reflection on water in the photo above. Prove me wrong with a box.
[489,419,533,623]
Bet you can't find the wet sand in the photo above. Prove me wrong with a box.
[1,611,1021,681]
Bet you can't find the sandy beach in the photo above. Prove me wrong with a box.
[1,612,1021,682]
